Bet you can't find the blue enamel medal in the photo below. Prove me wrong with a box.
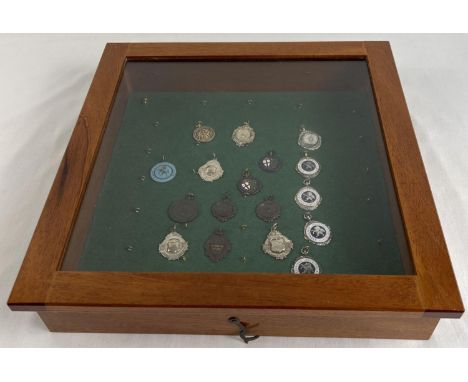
[150,162,176,183]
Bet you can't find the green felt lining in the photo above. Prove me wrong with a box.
[77,91,408,274]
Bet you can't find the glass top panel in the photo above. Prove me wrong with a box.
[61,60,412,275]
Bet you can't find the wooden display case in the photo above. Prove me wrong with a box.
[8,42,463,342]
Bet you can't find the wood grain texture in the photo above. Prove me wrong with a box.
[38,308,439,340]
[364,41,464,316]
[7,43,129,307]
[125,41,368,60]
[40,273,422,312]
[8,42,463,338]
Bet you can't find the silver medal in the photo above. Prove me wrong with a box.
[232,122,255,147]
[291,256,320,274]
[298,126,321,150]
[262,223,293,260]
[296,155,320,179]
[193,121,215,143]
[158,230,188,260]
[198,156,224,182]
[295,186,321,211]
[304,218,331,246]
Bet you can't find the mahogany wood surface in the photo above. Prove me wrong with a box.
[8,42,464,338]
[38,308,439,340]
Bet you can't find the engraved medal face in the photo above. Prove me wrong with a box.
[256,197,281,222]
[232,122,255,147]
[204,229,232,262]
[258,151,282,172]
[298,128,321,150]
[158,231,188,260]
[198,159,224,182]
[296,157,320,179]
[295,186,321,211]
[304,220,331,245]
[262,225,293,260]
[167,194,198,223]
[211,196,236,222]
[193,121,215,143]
[291,256,320,274]
[237,170,262,196]
[150,162,176,183]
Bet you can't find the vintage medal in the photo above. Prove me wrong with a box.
[291,256,320,274]
[167,193,198,224]
[256,196,281,222]
[298,126,321,151]
[150,161,176,183]
[158,229,188,260]
[204,229,232,262]
[295,186,321,211]
[258,150,282,172]
[193,121,215,143]
[237,169,262,196]
[232,121,255,147]
[211,195,236,222]
[304,213,331,245]
[296,154,320,179]
[262,223,293,260]
[197,156,224,182]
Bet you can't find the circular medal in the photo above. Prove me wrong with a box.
[168,194,198,224]
[198,158,224,182]
[295,186,321,211]
[204,229,232,262]
[237,169,262,196]
[298,127,321,150]
[304,220,331,245]
[158,231,188,260]
[296,156,320,179]
[232,122,255,147]
[193,121,215,143]
[291,256,320,274]
[256,196,281,222]
[150,162,176,183]
[211,195,236,222]
[258,151,282,172]
[262,224,293,260]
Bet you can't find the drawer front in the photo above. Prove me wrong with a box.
[37,308,439,340]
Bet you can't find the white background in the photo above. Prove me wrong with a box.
[0,34,467,347]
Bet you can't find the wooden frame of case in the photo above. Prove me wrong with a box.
[8,42,463,340]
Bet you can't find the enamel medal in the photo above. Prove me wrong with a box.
[258,151,282,172]
[237,169,262,196]
[167,193,198,224]
[204,229,232,262]
[296,154,320,179]
[291,246,321,274]
[295,186,321,211]
[262,223,293,260]
[232,122,255,147]
[158,228,188,261]
[150,161,176,183]
[303,212,331,246]
[291,256,320,274]
[298,126,321,151]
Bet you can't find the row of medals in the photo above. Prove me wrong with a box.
[153,121,331,274]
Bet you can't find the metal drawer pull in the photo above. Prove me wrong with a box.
[228,317,260,343]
